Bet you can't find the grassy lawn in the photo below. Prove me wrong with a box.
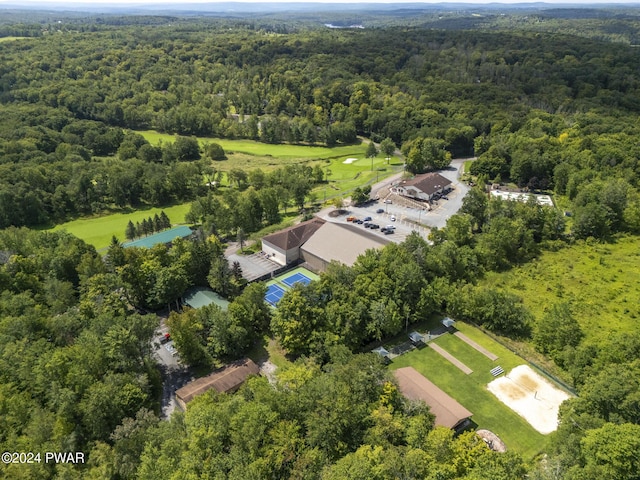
[0,36,31,42]
[389,323,553,459]
[480,235,640,342]
[139,130,364,162]
[51,203,192,251]
[139,129,403,199]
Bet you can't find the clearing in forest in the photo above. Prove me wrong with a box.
[487,365,571,435]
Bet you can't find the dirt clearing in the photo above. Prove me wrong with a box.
[487,365,571,434]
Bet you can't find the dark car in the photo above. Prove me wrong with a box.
[376,208,384,213]
[364,222,371,228]
[355,219,364,224]
[159,333,171,344]
[384,229,394,235]
[370,224,380,229]
[364,216,372,221]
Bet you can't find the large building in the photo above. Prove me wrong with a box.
[261,218,390,272]
[394,366,473,431]
[300,222,390,271]
[394,172,452,201]
[175,358,260,410]
[261,218,326,266]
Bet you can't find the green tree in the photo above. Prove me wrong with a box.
[366,140,378,159]
[533,302,584,364]
[203,142,226,160]
[380,137,396,161]
[581,423,640,480]
[125,221,136,241]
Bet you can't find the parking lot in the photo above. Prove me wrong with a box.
[320,158,471,242]
[153,322,194,418]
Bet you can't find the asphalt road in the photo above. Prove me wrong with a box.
[153,322,194,419]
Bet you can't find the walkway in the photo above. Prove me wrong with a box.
[454,332,499,361]
[429,343,473,374]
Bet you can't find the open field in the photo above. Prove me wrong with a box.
[139,130,403,199]
[390,322,556,458]
[481,235,640,342]
[51,203,192,251]
[139,130,365,163]
[0,37,31,42]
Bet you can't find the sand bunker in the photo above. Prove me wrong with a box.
[343,158,358,164]
[487,365,571,434]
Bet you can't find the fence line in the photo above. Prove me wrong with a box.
[466,321,578,396]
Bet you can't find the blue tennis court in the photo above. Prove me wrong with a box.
[265,284,286,306]
[281,272,312,288]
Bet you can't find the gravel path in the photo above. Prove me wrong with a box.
[429,343,473,374]
[454,331,499,361]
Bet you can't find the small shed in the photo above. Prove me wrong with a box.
[442,317,456,329]
[408,331,425,346]
[372,346,392,364]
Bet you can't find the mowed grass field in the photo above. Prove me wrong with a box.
[51,203,191,251]
[480,235,640,341]
[139,130,403,198]
[46,133,403,249]
[390,322,553,459]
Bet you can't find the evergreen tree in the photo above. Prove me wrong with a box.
[153,213,161,232]
[125,221,136,241]
[159,211,171,229]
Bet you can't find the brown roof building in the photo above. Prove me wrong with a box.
[395,172,452,201]
[175,358,260,410]
[394,366,473,430]
[261,218,326,266]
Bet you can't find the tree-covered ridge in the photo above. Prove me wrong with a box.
[2,23,640,231]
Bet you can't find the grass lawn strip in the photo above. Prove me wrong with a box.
[454,331,499,360]
[429,342,473,374]
[389,324,552,458]
[51,203,192,251]
[434,333,496,376]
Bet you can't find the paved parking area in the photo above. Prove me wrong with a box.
[318,159,472,242]
[153,322,193,418]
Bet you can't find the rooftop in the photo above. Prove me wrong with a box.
[176,358,260,407]
[300,222,390,266]
[400,172,452,195]
[394,366,473,429]
[262,217,326,251]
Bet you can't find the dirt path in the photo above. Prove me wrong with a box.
[429,343,473,374]
[454,331,499,361]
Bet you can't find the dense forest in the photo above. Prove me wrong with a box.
[1,8,640,480]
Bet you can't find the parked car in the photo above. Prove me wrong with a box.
[346,216,356,222]
[384,229,394,235]
[390,215,396,221]
[385,225,396,230]
[159,333,171,344]
[355,219,364,224]
[384,199,392,204]
[370,224,380,229]
[364,216,372,221]
[364,222,371,228]
[376,208,384,213]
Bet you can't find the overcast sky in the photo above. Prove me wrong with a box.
[2,0,640,4]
